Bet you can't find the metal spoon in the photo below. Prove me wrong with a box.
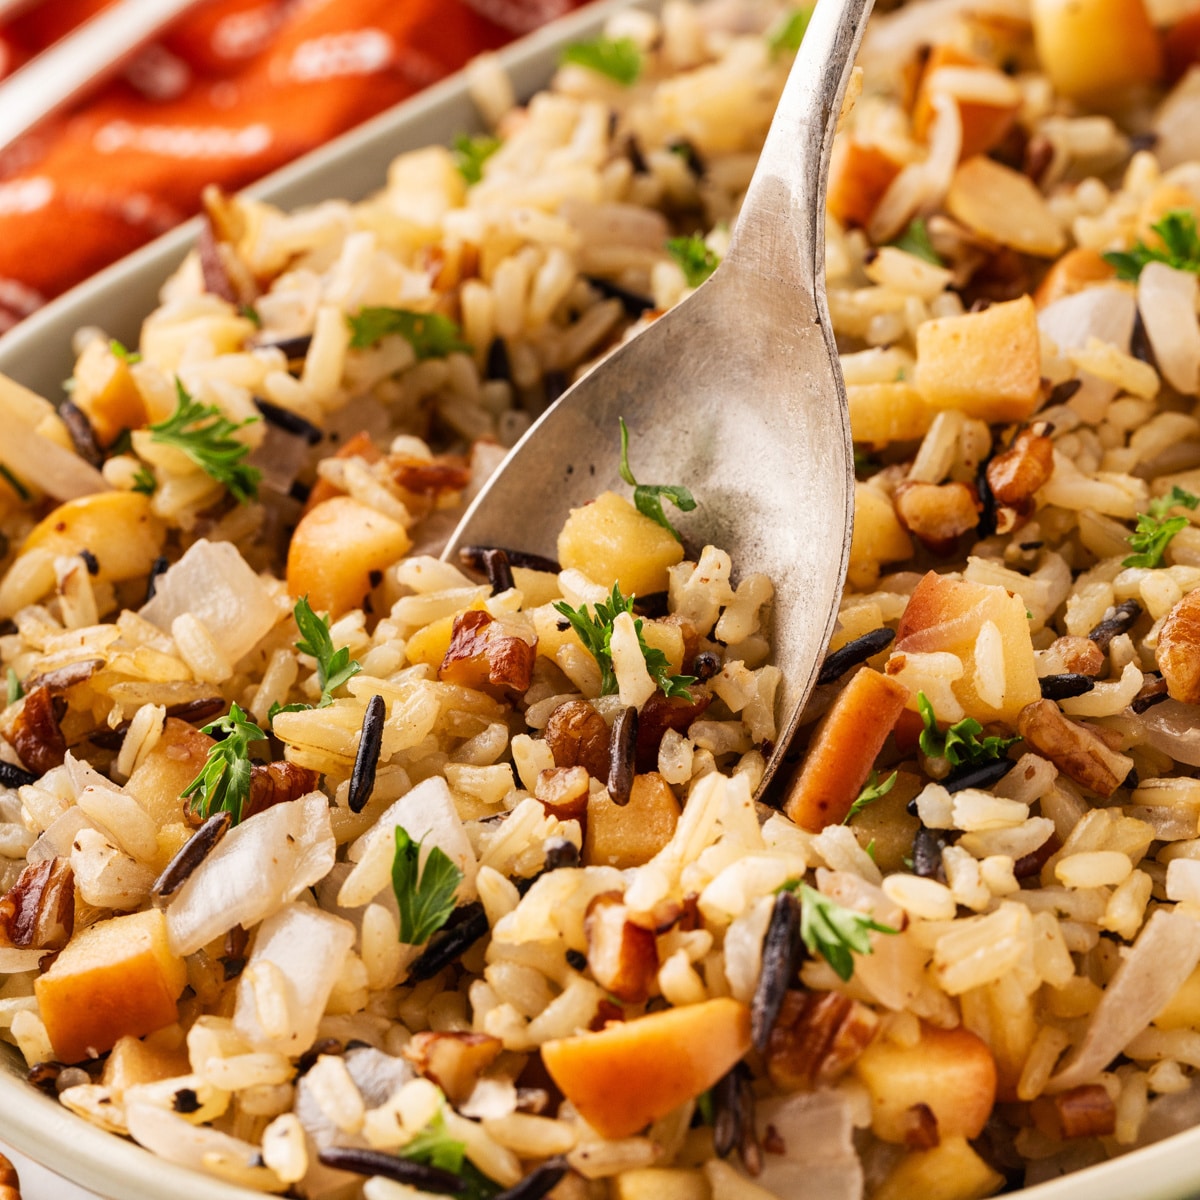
[443,0,873,797]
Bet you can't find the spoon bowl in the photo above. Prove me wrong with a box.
[444,0,874,796]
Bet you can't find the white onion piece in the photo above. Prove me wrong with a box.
[234,902,355,1055]
[167,793,335,956]
[1138,262,1200,395]
[1137,701,1200,766]
[754,1091,862,1200]
[1154,67,1200,169]
[295,1045,414,1150]
[1038,285,1136,422]
[1049,908,1200,1092]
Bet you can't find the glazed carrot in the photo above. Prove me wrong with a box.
[783,668,910,831]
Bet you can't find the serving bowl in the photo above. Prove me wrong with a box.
[2,1,1200,1198]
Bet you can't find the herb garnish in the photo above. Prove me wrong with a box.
[1123,485,1200,568]
[767,5,813,52]
[392,825,464,946]
[666,234,720,287]
[843,769,898,823]
[399,1110,497,1199]
[346,307,472,357]
[889,217,944,267]
[131,465,156,495]
[779,880,896,981]
[147,380,261,504]
[554,584,696,699]
[561,35,642,85]
[109,339,141,364]
[181,703,266,825]
[618,417,697,542]
[1103,209,1200,281]
[239,304,262,328]
[452,133,501,185]
[0,464,29,502]
[917,692,1020,765]
[269,597,362,724]
[5,668,22,707]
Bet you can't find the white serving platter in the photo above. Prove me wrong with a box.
[1,0,1200,1196]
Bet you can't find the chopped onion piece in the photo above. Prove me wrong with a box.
[1138,262,1200,396]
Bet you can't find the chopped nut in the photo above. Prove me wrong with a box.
[0,857,74,950]
[986,424,1054,532]
[439,609,536,693]
[902,1102,941,1150]
[534,766,590,823]
[764,990,880,1091]
[402,1031,502,1105]
[1047,636,1105,677]
[634,686,711,772]
[242,762,321,823]
[388,456,472,497]
[544,699,610,780]
[584,892,659,1005]
[1156,588,1200,704]
[22,657,104,696]
[1030,1083,1116,1140]
[1016,699,1134,797]
[0,1150,19,1200]
[2,685,66,775]
[893,481,983,555]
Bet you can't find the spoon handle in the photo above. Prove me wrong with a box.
[725,0,874,287]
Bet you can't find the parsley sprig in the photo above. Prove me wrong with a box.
[6,668,22,707]
[917,692,1020,766]
[181,703,266,825]
[618,417,697,542]
[779,880,896,981]
[767,5,813,52]
[843,769,898,824]
[400,1110,496,1199]
[666,234,720,287]
[561,35,642,85]
[1123,485,1200,568]
[109,338,142,364]
[270,597,362,723]
[131,465,156,495]
[148,380,261,503]
[346,308,472,356]
[392,825,464,946]
[889,217,944,266]
[452,133,501,185]
[1103,209,1200,281]
[554,584,696,699]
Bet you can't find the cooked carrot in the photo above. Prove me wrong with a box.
[911,45,1018,160]
[827,140,903,229]
[783,668,910,831]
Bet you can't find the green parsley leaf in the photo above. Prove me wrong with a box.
[131,465,156,496]
[561,35,642,85]
[0,463,30,502]
[452,133,501,185]
[1122,487,1200,568]
[696,1090,715,1125]
[917,691,1021,766]
[239,304,262,328]
[148,379,261,504]
[618,416,697,542]
[666,234,720,288]
[392,825,464,946]
[554,583,697,699]
[853,447,879,475]
[400,1109,466,1173]
[1103,209,1200,281]
[843,769,898,824]
[767,5,813,52]
[346,307,472,357]
[292,596,362,708]
[797,881,896,982]
[5,668,22,707]
[889,217,944,266]
[109,338,142,364]
[180,702,266,824]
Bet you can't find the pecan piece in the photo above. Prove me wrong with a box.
[242,761,321,822]
[1016,699,1134,797]
[3,685,66,775]
[402,1031,502,1105]
[584,891,659,1005]
[634,686,711,772]
[534,766,590,823]
[986,423,1054,532]
[1031,1083,1116,1140]
[1157,588,1200,704]
[22,658,104,696]
[893,481,983,554]
[439,609,536,693]
[544,699,610,780]
[0,857,74,951]
[764,989,880,1091]
[1045,636,1105,678]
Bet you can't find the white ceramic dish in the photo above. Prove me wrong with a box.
[2,2,1200,1198]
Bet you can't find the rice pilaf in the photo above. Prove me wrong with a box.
[4,0,1200,1197]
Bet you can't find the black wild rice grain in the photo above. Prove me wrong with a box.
[79,549,100,576]
[542,838,580,871]
[1046,378,1082,406]
[713,1063,760,1173]
[409,905,490,983]
[59,400,103,467]
[668,137,706,177]
[492,1158,571,1200]
[1130,307,1155,365]
[585,274,654,317]
[1132,674,1169,714]
[543,370,568,405]
[817,628,896,685]
[145,556,170,603]
[316,1148,464,1193]
[459,545,562,575]
[912,827,952,881]
[486,337,511,381]
[25,1062,63,1094]
[692,650,722,681]
[1088,600,1141,652]
[750,890,803,1054]
[257,332,313,360]
[348,694,386,814]
[254,398,323,444]
[151,811,231,899]
[0,762,36,788]
[1039,673,1095,700]
[172,1088,201,1114]
[943,758,1016,793]
[297,1038,345,1075]
[607,707,638,806]
[482,548,515,596]
[165,697,226,725]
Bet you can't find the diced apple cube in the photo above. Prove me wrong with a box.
[585,772,681,869]
[22,492,165,584]
[873,1135,1004,1200]
[849,483,913,591]
[71,338,147,445]
[1032,0,1161,100]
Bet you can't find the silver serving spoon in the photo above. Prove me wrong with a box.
[444,0,873,797]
